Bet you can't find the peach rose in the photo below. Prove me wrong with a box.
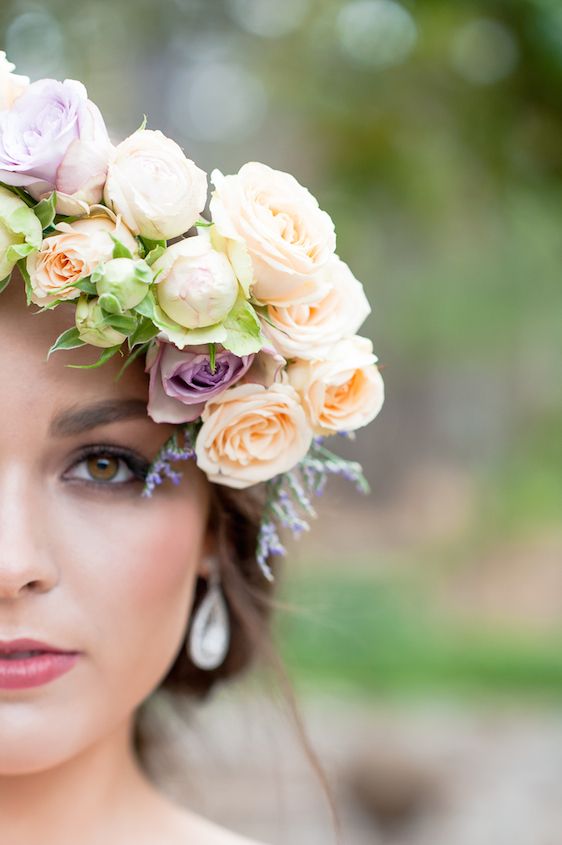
[209,162,336,307]
[27,212,139,305]
[287,336,384,435]
[195,383,313,488]
[260,255,371,359]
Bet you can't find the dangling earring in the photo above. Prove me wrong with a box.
[187,556,230,670]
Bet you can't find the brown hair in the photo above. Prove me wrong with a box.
[133,481,342,842]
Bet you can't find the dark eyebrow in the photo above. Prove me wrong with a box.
[49,398,149,437]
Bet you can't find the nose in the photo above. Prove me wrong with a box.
[0,463,58,600]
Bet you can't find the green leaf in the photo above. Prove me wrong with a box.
[0,184,35,207]
[139,235,166,254]
[109,233,133,259]
[128,316,159,347]
[221,295,265,356]
[209,342,216,373]
[136,114,147,132]
[98,292,122,315]
[103,312,138,334]
[0,271,12,294]
[34,191,57,230]
[17,257,34,306]
[115,340,151,382]
[47,326,86,359]
[73,277,97,295]
[145,244,166,266]
[66,345,122,370]
[134,288,157,320]
[194,220,214,228]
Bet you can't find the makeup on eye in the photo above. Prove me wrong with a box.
[62,443,151,488]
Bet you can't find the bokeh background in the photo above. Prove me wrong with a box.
[2,1,560,842]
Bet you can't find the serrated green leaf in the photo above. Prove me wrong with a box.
[47,326,86,359]
[109,234,133,259]
[34,191,57,230]
[66,345,122,370]
[221,295,264,356]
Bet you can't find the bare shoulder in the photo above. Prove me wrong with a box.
[157,801,269,845]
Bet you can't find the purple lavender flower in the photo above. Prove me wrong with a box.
[146,340,255,424]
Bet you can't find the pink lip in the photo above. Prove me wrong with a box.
[0,638,80,690]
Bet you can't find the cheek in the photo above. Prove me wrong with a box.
[77,497,204,676]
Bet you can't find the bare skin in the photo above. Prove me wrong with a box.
[0,274,263,845]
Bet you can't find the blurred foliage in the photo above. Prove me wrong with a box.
[278,569,562,697]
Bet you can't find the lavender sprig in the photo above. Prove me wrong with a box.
[142,422,199,497]
[255,435,370,581]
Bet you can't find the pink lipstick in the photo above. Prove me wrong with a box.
[0,638,80,690]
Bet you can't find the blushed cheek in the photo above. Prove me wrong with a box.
[114,503,206,682]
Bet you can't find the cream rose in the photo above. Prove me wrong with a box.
[209,162,336,306]
[261,255,371,359]
[27,212,139,305]
[0,51,29,110]
[153,236,239,329]
[287,336,384,435]
[104,129,208,240]
[195,382,313,488]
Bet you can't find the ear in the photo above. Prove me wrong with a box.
[197,534,216,581]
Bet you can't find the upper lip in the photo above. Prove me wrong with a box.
[0,638,75,654]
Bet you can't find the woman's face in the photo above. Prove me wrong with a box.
[0,276,211,774]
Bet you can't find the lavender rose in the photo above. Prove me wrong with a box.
[0,78,111,215]
[146,341,254,424]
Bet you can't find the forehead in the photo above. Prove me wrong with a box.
[0,271,150,418]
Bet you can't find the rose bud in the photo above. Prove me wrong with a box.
[92,257,152,313]
[75,294,128,348]
[153,236,239,329]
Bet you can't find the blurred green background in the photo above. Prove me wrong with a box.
[1,0,560,700]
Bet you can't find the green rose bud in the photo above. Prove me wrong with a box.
[75,295,128,348]
[92,257,152,313]
[0,186,43,282]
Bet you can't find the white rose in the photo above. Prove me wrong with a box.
[195,382,313,488]
[260,255,371,359]
[209,162,336,307]
[287,335,384,435]
[103,129,207,240]
[0,52,29,110]
[153,236,239,329]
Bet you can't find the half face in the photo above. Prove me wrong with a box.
[0,272,210,774]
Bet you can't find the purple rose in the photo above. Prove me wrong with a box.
[0,78,111,214]
[146,341,255,424]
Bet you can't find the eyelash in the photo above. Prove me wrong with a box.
[62,444,151,489]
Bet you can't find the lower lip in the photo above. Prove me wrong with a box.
[0,652,80,689]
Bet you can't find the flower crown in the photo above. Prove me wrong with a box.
[0,52,384,580]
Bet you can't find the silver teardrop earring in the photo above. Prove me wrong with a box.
[187,556,230,671]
